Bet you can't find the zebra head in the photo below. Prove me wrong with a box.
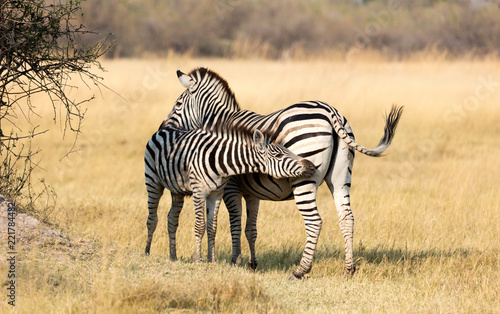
[252,129,316,179]
[161,67,240,130]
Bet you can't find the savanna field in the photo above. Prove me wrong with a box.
[1,56,499,312]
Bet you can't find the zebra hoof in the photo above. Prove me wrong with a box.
[232,254,243,267]
[289,271,304,281]
[145,245,151,255]
[248,260,258,271]
[345,265,356,278]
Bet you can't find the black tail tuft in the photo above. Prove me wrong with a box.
[377,104,404,148]
[343,104,403,157]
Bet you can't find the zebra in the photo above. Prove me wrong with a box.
[144,123,316,263]
[163,67,403,279]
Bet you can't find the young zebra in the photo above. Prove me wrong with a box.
[144,123,315,262]
[163,67,403,279]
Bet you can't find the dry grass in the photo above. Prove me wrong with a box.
[1,56,499,312]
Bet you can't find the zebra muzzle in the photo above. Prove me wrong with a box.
[300,159,316,177]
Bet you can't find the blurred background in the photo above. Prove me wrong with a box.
[80,0,500,59]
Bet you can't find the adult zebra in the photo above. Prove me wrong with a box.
[144,123,315,263]
[164,67,403,279]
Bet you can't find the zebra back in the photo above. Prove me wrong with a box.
[169,67,403,157]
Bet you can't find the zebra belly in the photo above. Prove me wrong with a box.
[228,174,294,201]
[161,176,193,196]
[162,172,229,198]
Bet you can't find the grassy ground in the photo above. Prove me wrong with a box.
[1,56,499,312]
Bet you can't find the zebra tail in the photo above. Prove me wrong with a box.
[333,105,404,157]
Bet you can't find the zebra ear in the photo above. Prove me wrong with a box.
[253,129,266,151]
[177,69,195,89]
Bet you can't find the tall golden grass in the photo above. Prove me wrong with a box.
[1,55,499,312]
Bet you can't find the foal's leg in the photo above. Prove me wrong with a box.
[167,192,185,261]
[192,192,206,262]
[145,183,164,255]
[206,190,224,262]
[244,196,260,270]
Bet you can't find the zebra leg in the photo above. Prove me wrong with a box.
[325,139,356,276]
[206,192,223,263]
[145,183,164,255]
[290,183,322,280]
[223,186,244,266]
[327,178,356,276]
[167,193,185,261]
[331,185,355,276]
[244,196,260,270]
[192,193,206,262]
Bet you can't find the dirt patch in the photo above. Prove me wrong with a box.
[0,195,94,258]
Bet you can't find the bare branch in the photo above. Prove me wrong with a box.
[0,0,113,214]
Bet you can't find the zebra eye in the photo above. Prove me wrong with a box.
[275,152,284,158]
[175,101,183,108]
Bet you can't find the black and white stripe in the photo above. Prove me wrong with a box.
[144,123,315,262]
[163,67,403,279]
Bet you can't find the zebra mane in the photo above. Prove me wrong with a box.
[204,118,274,145]
[188,67,241,111]
[159,118,274,145]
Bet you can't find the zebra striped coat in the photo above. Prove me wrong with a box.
[144,123,315,262]
[163,67,403,279]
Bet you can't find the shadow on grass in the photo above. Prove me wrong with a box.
[354,243,472,265]
[217,243,476,274]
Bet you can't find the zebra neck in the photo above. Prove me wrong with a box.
[223,140,263,176]
[201,98,239,126]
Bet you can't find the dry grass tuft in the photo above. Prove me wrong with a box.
[88,263,279,312]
